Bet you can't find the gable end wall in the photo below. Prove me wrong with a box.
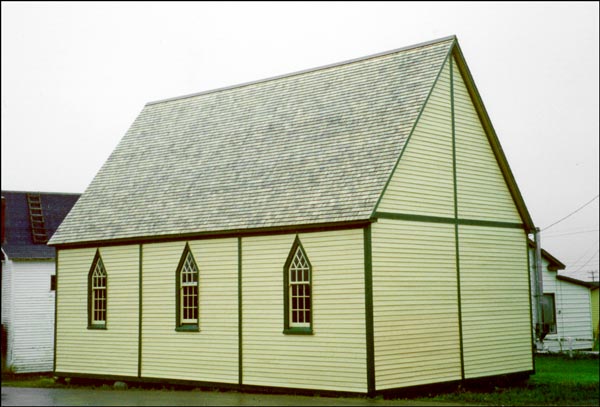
[371,53,532,390]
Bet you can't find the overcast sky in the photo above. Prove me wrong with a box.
[2,2,598,279]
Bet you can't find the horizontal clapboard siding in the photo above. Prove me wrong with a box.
[1,259,14,368]
[6,261,55,373]
[377,58,454,218]
[538,262,594,351]
[56,246,139,376]
[242,229,367,392]
[554,283,593,348]
[372,219,461,389]
[459,226,532,378]
[453,58,521,223]
[592,290,599,338]
[141,239,238,383]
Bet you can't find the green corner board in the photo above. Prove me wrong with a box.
[238,237,243,385]
[138,244,142,378]
[363,225,375,395]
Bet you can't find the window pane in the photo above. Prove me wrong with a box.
[542,294,556,324]
[90,257,107,324]
[287,244,312,328]
[179,251,199,324]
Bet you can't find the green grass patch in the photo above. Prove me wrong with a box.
[1,373,58,388]
[409,354,599,406]
[531,354,598,386]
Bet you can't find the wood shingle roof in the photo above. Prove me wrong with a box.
[49,37,459,246]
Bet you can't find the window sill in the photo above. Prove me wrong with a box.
[88,324,106,330]
[283,327,313,335]
[176,325,199,332]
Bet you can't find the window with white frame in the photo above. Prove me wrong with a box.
[284,238,312,333]
[88,252,107,328]
[177,246,199,329]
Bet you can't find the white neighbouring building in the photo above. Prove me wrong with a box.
[529,241,595,353]
[1,191,79,373]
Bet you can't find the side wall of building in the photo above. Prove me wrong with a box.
[56,246,139,376]
[242,229,367,393]
[454,56,531,378]
[1,259,14,371]
[372,219,461,389]
[1,259,55,373]
[459,226,531,378]
[372,59,462,390]
[529,255,594,352]
[56,228,366,392]
[141,239,239,383]
[372,53,532,390]
[592,289,599,341]
[551,281,593,351]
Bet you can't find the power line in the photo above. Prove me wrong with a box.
[565,238,599,267]
[543,229,599,238]
[542,194,599,231]
[572,249,599,273]
[544,224,600,234]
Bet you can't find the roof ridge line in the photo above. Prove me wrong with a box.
[1,190,82,196]
[145,35,457,106]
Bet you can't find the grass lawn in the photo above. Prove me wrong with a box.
[409,353,599,406]
[2,354,599,405]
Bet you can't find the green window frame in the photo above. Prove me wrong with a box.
[283,236,313,335]
[87,250,107,329]
[175,244,200,332]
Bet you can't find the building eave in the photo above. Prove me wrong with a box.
[50,219,375,250]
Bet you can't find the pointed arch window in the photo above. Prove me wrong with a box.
[88,251,107,329]
[176,245,199,331]
[283,237,313,334]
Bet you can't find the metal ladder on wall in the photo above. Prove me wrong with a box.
[26,193,48,243]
